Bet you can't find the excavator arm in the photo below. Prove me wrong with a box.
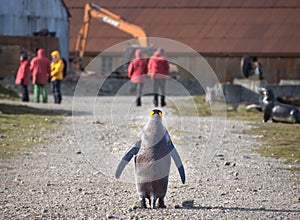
[75,2,148,61]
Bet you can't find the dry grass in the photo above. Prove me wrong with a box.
[248,122,300,172]
[0,83,19,100]
[0,104,68,158]
[169,95,300,172]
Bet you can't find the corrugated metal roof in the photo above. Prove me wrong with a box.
[65,0,300,55]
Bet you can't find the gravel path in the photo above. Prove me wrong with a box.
[0,95,299,219]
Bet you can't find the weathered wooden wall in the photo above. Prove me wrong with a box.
[0,36,59,78]
[70,52,300,85]
[206,56,300,84]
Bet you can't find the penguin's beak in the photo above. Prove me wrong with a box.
[150,109,162,118]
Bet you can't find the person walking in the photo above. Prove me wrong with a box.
[50,50,64,104]
[148,48,169,107]
[15,52,30,102]
[30,48,51,103]
[128,49,147,106]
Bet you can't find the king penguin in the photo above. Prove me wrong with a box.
[115,109,185,209]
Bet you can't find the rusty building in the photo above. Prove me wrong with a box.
[65,0,300,84]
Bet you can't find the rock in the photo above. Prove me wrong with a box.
[93,120,104,125]
[182,200,194,208]
[174,204,181,209]
[106,212,120,219]
[224,161,231,166]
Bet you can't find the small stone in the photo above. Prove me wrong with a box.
[182,200,194,208]
[107,214,118,219]
[174,204,181,209]
[224,161,231,166]
[93,120,104,125]
[233,172,239,176]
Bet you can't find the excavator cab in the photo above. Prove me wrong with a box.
[121,45,157,65]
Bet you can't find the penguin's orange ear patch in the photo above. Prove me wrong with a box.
[150,109,162,118]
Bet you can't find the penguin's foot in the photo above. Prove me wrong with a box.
[140,199,147,209]
[141,199,147,209]
[150,195,158,209]
[132,198,147,209]
[158,199,166,208]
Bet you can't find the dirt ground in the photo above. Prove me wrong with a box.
[0,89,300,219]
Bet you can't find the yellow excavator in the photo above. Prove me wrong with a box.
[74,2,152,72]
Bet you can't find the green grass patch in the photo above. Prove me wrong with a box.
[248,122,300,172]
[0,103,70,159]
[169,95,300,172]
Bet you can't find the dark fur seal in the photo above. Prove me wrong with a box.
[260,88,300,123]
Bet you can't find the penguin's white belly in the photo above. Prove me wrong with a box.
[135,151,171,183]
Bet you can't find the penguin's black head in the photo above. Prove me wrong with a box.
[260,88,275,103]
[150,109,162,118]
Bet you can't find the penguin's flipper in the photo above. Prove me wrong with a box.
[115,140,141,178]
[168,141,185,184]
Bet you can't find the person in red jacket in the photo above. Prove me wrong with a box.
[128,49,147,106]
[148,48,169,107]
[15,53,30,102]
[30,48,51,103]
